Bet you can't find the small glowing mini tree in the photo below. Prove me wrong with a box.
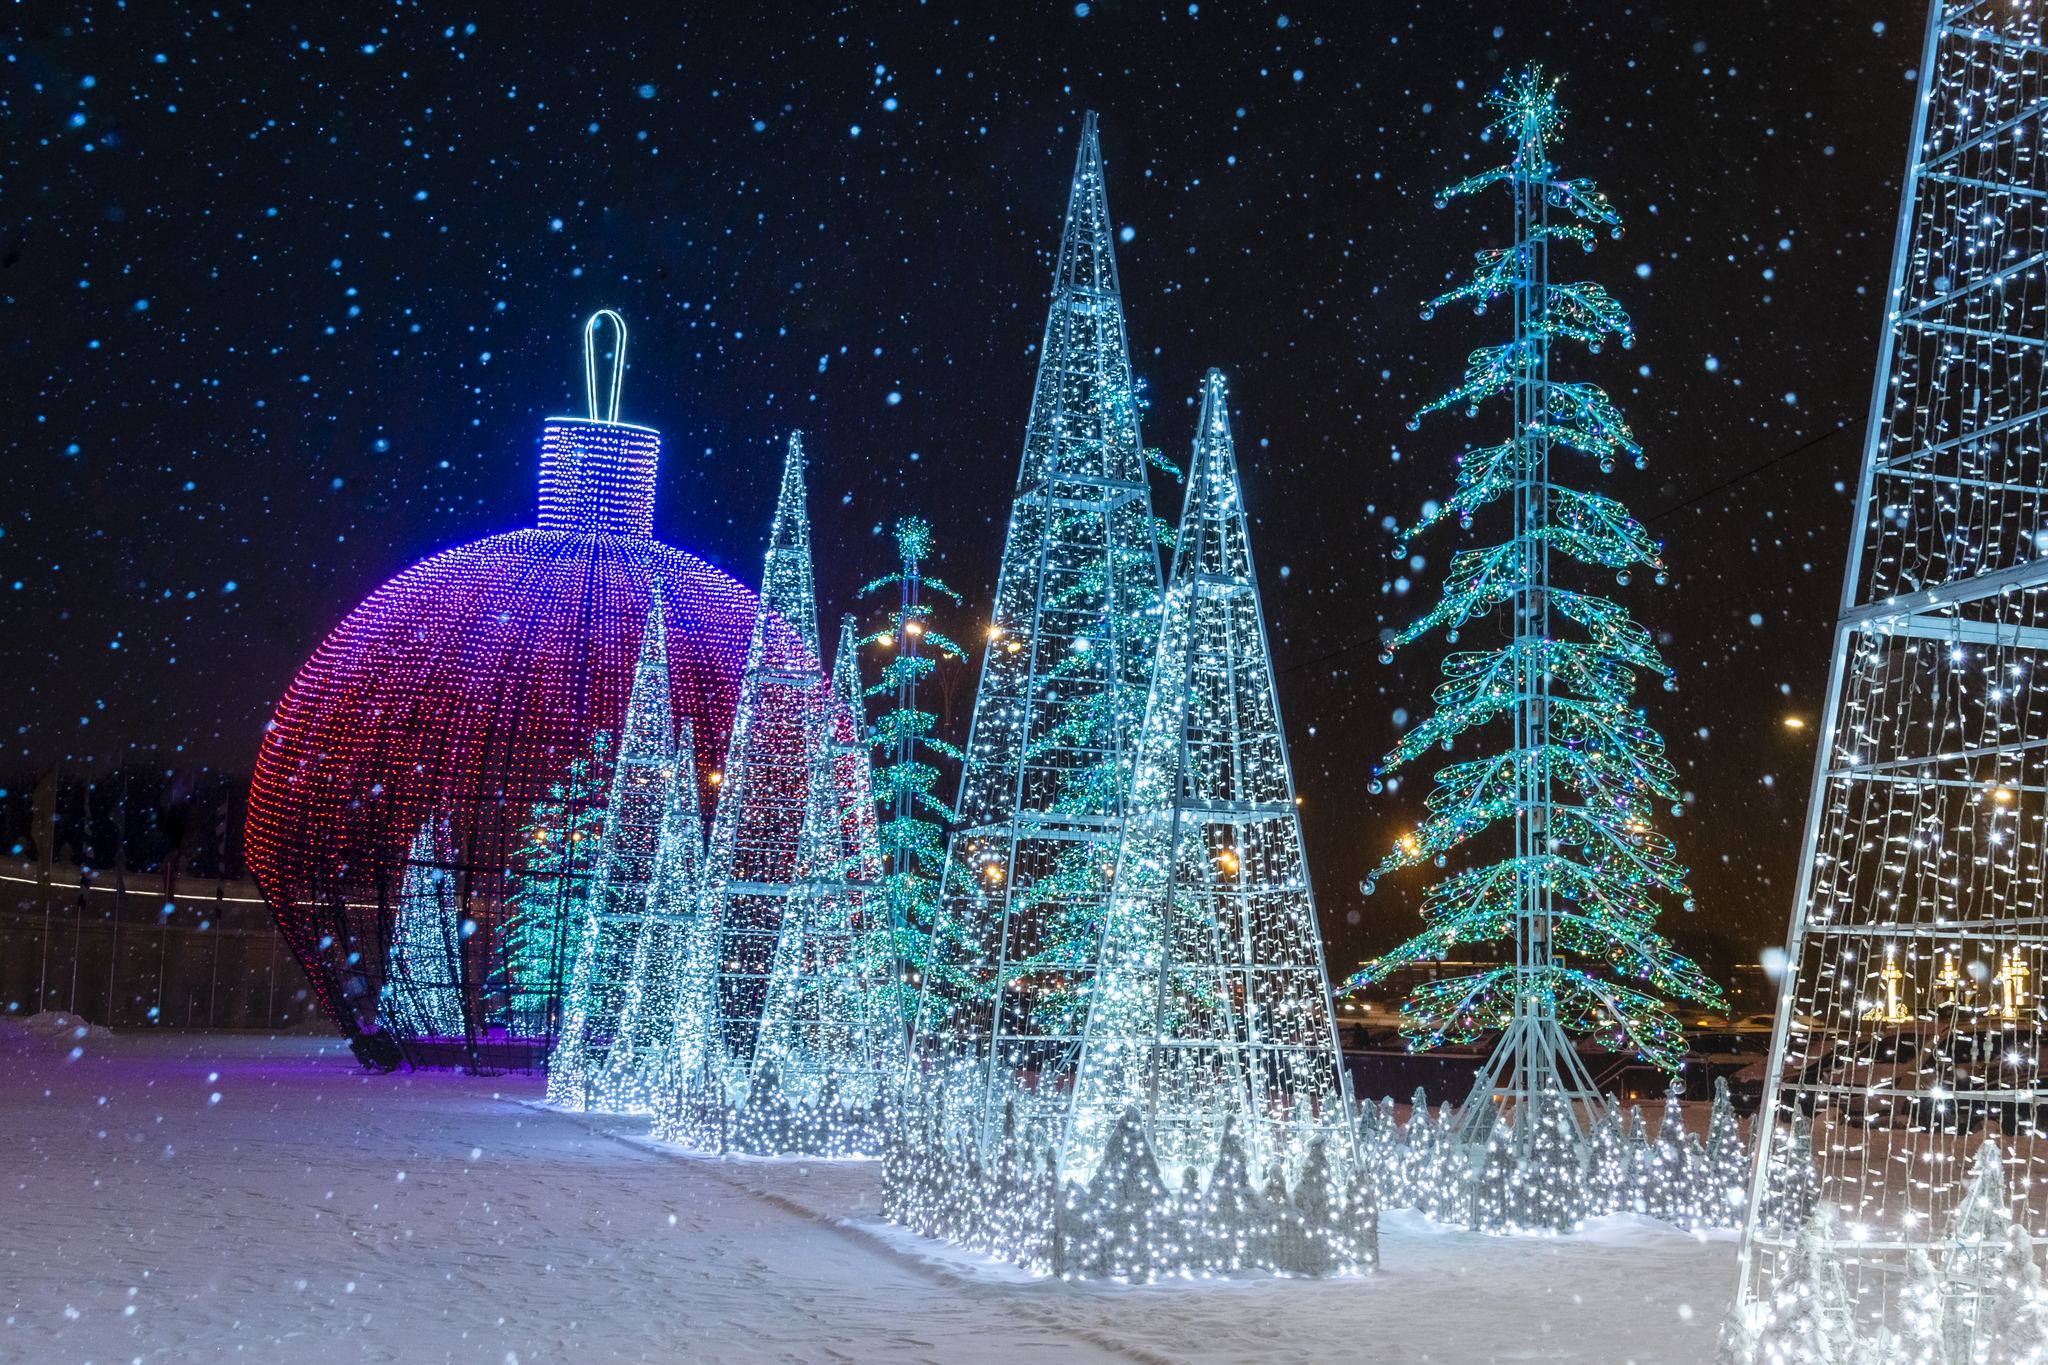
[1349,67,1720,1148]
[384,816,467,1039]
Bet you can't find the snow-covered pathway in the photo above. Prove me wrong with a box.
[1,1026,1732,1364]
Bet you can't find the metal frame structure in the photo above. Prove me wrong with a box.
[913,112,1165,1153]
[1734,0,2048,1338]
[1061,369,1357,1186]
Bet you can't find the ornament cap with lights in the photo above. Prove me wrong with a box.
[537,310,662,536]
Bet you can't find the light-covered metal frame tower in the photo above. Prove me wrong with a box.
[913,112,1165,1152]
[1734,0,2048,1341]
[1062,370,1356,1187]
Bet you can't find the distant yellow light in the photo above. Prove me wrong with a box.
[988,626,1003,639]
[907,622,922,635]
[709,772,723,786]
[1006,642,1023,653]
[878,633,894,647]
[1784,717,1806,728]
[1997,788,2015,802]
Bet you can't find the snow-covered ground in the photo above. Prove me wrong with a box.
[2,1024,1733,1364]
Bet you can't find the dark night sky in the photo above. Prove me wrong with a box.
[2,2,1928,981]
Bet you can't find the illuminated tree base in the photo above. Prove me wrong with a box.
[541,1047,682,1118]
[1358,1078,1754,1235]
[882,1099,1378,1281]
[1725,1142,2048,1365]
[651,1064,894,1159]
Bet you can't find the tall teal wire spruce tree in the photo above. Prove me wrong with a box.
[861,518,965,994]
[1349,68,1722,1144]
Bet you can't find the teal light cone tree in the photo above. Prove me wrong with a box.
[1349,67,1721,1144]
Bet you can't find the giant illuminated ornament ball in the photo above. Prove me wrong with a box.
[245,312,815,1069]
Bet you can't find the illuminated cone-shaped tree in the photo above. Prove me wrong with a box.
[1702,1076,1746,1227]
[590,716,705,1114]
[701,432,823,1077]
[547,602,678,1108]
[384,815,467,1039]
[1347,67,1720,1147]
[1938,1142,2022,1365]
[1063,369,1352,1194]
[1747,1211,1864,1364]
[1985,1226,2048,1364]
[748,672,898,1153]
[914,112,1169,1150]
[859,519,966,987]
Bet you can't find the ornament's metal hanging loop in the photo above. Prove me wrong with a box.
[583,310,628,424]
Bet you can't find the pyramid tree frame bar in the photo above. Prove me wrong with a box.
[1732,1,2048,1346]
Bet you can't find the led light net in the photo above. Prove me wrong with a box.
[1730,7,2048,1358]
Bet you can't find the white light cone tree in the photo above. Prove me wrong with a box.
[653,433,829,1146]
[886,374,1373,1280]
[384,814,467,1039]
[700,431,823,1087]
[1063,368,1354,1192]
[826,613,887,954]
[589,717,706,1114]
[744,646,897,1155]
[547,601,678,1108]
[1731,4,2048,1353]
[912,112,1167,1152]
